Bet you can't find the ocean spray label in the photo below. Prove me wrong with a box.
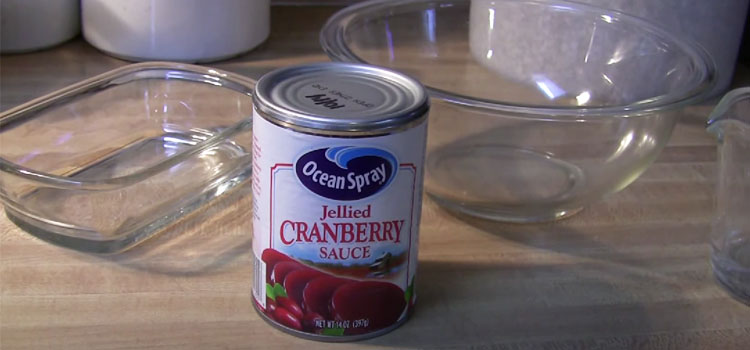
[251,111,426,337]
[295,146,397,201]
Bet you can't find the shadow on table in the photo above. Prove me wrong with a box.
[365,210,703,349]
[96,182,253,277]
[367,256,706,349]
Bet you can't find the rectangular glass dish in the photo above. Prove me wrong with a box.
[0,62,255,253]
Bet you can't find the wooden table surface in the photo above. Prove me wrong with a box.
[2,6,750,350]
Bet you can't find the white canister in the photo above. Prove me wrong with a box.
[577,0,749,96]
[82,0,270,63]
[0,0,80,53]
[470,0,748,96]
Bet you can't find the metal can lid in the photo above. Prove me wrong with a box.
[253,62,429,134]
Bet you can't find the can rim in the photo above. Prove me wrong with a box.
[254,62,429,135]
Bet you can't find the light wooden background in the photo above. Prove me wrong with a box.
[2,6,750,350]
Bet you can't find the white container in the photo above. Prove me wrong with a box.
[470,0,748,96]
[0,0,80,53]
[579,0,749,96]
[82,0,270,63]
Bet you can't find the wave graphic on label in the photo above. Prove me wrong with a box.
[295,146,398,201]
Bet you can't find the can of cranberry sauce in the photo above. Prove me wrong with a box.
[251,62,429,341]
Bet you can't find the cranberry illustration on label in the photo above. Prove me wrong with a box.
[331,281,407,334]
[303,276,352,318]
[271,261,302,285]
[284,268,324,306]
[262,248,296,283]
[274,307,303,331]
[277,296,304,320]
[302,311,325,331]
[257,249,410,334]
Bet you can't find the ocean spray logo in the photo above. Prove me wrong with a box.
[295,146,397,201]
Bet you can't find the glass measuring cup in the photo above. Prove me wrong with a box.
[708,87,750,303]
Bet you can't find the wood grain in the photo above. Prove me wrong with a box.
[2,6,750,350]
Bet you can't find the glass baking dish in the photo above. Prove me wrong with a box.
[0,62,255,253]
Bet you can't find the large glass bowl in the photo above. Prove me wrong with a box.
[321,0,716,222]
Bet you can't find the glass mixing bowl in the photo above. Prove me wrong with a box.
[321,0,716,222]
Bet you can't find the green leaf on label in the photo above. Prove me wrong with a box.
[322,327,346,336]
[266,283,275,301]
[273,283,287,299]
[404,277,415,303]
